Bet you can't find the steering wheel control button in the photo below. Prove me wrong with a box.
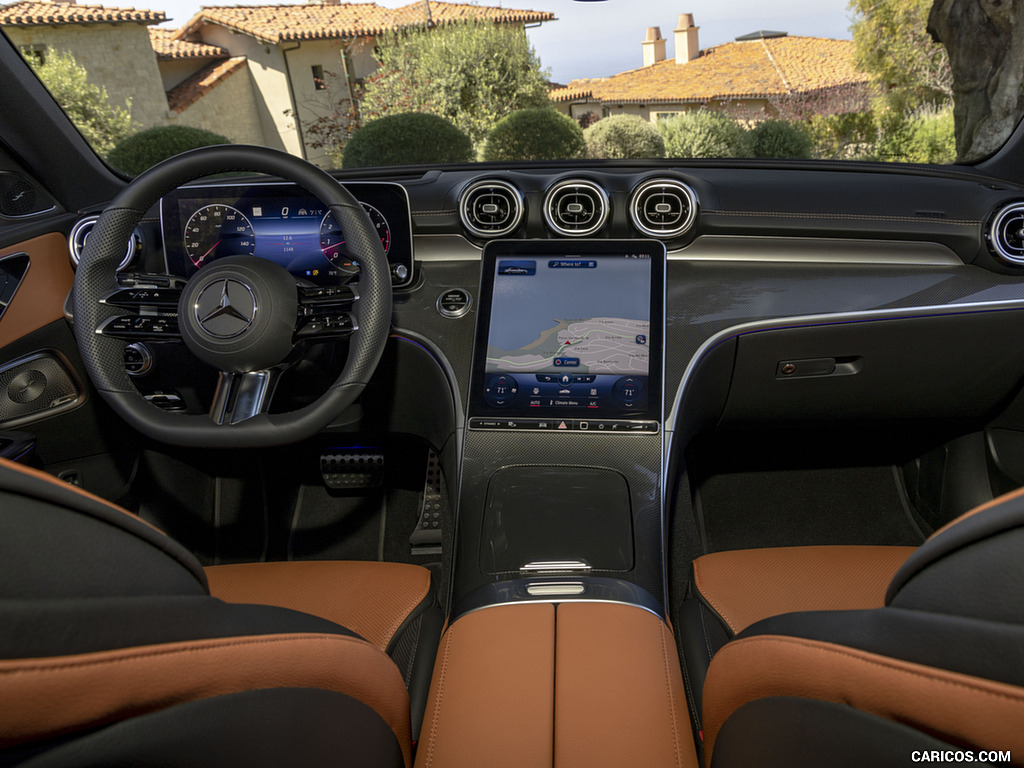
[123,343,154,377]
[98,315,179,339]
[194,278,257,339]
[483,374,518,407]
[437,288,472,318]
[103,287,183,308]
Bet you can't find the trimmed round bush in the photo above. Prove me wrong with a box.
[342,113,473,169]
[585,114,665,159]
[482,108,585,162]
[743,119,813,159]
[658,110,745,158]
[107,125,230,176]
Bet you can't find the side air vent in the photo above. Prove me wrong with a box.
[630,179,698,239]
[989,202,1024,265]
[459,180,524,238]
[69,215,139,271]
[544,180,609,237]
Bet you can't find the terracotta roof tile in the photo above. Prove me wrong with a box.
[174,1,553,44]
[166,55,246,112]
[0,0,164,26]
[551,36,869,105]
[149,27,226,59]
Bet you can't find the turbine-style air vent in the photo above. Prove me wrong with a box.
[68,215,139,271]
[630,179,698,239]
[459,180,524,238]
[989,202,1024,265]
[544,180,609,237]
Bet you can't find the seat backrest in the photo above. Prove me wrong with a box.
[702,486,1024,767]
[0,458,413,766]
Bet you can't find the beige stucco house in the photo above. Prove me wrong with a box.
[550,14,871,125]
[0,0,555,165]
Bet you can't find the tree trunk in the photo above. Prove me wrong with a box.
[928,0,1024,162]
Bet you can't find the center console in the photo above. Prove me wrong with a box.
[452,239,667,616]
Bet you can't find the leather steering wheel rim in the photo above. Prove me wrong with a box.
[71,145,392,448]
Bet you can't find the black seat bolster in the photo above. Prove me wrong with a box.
[678,597,732,735]
[386,589,444,743]
[711,697,982,768]
[0,595,363,660]
[11,688,404,768]
[736,606,1024,689]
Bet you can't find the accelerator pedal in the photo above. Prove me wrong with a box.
[410,448,446,554]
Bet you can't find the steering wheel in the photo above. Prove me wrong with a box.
[71,145,392,448]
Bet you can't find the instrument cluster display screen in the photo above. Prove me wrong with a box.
[160,182,412,287]
[470,240,664,421]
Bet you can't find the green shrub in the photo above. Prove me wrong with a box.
[342,113,473,169]
[904,108,956,164]
[808,112,878,160]
[743,119,813,159]
[482,108,585,162]
[584,115,665,159]
[658,110,745,158]
[107,125,229,176]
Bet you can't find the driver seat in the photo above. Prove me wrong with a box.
[0,457,438,768]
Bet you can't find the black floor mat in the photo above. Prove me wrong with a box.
[288,485,386,561]
[697,465,927,554]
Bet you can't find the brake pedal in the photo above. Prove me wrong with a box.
[320,447,384,490]
[410,448,446,553]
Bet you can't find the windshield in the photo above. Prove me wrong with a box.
[0,0,1013,173]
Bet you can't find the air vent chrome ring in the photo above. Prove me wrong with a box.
[543,179,609,237]
[459,179,524,239]
[630,178,698,239]
[69,215,138,271]
[989,202,1024,265]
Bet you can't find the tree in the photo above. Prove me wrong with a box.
[29,50,135,156]
[927,0,1024,162]
[107,125,230,176]
[360,20,550,150]
[849,0,953,112]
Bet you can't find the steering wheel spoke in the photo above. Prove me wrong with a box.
[209,369,281,425]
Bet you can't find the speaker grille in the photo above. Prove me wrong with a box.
[0,173,56,218]
[0,353,82,426]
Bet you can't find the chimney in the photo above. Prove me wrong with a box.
[642,27,666,67]
[674,13,699,64]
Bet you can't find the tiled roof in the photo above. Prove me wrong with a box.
[173,1,554,44]
[0,0,164,26]
[149,27,226,59]
[167,55,246,112]
[550,37,869,105]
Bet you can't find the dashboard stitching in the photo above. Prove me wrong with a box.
[705,210,980,225]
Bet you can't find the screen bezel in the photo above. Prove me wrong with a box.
[469,239,665,422]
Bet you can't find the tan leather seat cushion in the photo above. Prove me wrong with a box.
[205,560,431,652]
[693,545,916,634]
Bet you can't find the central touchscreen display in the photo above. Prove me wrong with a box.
[471,240,664,421]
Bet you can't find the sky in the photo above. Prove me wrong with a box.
[153,0,855,83]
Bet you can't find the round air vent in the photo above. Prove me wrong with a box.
[69,215,139,271]
[543,180,609,237]
[630,179,698,238]
[459,179,524,239]
[989,202,1024,265]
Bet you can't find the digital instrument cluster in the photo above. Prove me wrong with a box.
[160,182,413,287]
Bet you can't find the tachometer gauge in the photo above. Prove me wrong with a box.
[184,204,256,268]
[320,203,391,274]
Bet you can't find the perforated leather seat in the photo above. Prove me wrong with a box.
[0,457,438,767]
[683,487,1024,766]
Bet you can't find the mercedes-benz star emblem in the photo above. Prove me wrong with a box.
[194,278,258,339]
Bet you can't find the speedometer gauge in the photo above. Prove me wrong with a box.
[320,203,391,274]
[184,204,256,268]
